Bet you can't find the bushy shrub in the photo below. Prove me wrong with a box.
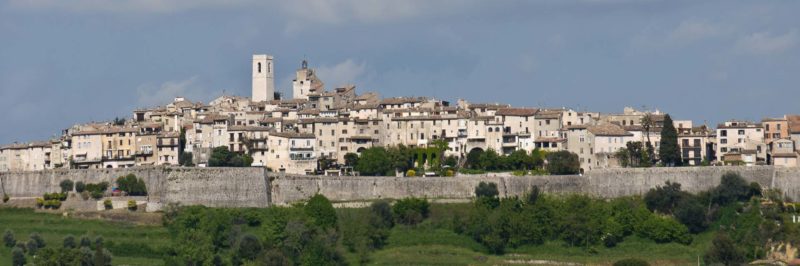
[60,179,74,193]
[444,169,455,177]
[237,234,262,261]
[673,197,708,233]
[304,194,337,230]
[704,232,744,265]
[475,182,499,198]
[546,151,580,175]
[11,247,25,266]
[104,199,113,210]
[3,229,16,247]
[637,216,691,245]
[713,172,751,205]
[127,200,137,211]
[3,194,9,203]
[80,191,90,200]
[392,198,430,225]
[613,258,650,266]
[63,235,76,249]
[30,233,46,248]
[117,174,147,196]
[75,181,86,193]
[27,239,40,255]
[44,200,62,209]
[36,198,45,208]
[406,169,416,177]
[644,181,685,214]
[43,192,67,201]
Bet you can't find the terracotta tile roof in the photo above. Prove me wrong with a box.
[588,123,632,136]
[228,125,273,131]
[496,108,538,116]
[380,97,425,105]
[270,131,316,139]
[298,108,320,115]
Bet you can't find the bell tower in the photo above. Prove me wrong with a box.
[252,54,275,102]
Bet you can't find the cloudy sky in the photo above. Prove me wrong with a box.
[1,0,799,144]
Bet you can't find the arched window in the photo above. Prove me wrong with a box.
[258,62,262,73]
[268,62,271,73]
[488,127,493,132]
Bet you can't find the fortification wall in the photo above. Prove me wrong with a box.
[1,166,799,211]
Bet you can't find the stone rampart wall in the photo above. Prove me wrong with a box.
[1,166,798,210]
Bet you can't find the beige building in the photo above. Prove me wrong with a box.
[100,127,138,168]
[678,125,714,166]
[266,132,317,174]
[71,130,104,169]
[716,121,766,166]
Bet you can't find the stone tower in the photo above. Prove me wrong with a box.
[292,60,324,99]
[252,54,275,102]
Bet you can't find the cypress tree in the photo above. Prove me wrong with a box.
[658,114,681,166]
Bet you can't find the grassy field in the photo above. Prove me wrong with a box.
[368,224,714,265]
[0,208,168,266]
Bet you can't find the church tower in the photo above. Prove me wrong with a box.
[252,54,275,102]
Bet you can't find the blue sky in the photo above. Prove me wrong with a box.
[1,0,799,144]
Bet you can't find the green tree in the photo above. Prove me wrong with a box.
[559,195,605,248]
[117,174,147,196]
[305,194,338,230]
[237,234,263,261]
[30,233,45,248]
[208,146,234,167]
[60,179,74,193]
[3,229,15,248]
[443,155,458,168]
[11,247,25,266]
[546,151,580,175]
[387,145,415,173]
[644,181,686,214]
[355,147,393,176]
[475,182,499,198]
[393,198,430,225]
[75,181,86,193]
[343,153,359,167]
[658,114,681,166]
[704,232,745,265]
[466,149,484,169]
[27,239,39,255]
[713,172,750,205]
[673,197,708,233]
[63,235,77,249]
[478,149,501,170]
[93,245,113,266]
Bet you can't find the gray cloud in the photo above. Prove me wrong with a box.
[734,30,799,55]
[136,77,210,107]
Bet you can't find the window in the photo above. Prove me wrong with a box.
[257,62,262,73]
[488,127,493,132]
[738,130,745,135]
[721,147,727,152]
[778,124,782,130]
[721,130,727,137]
[720,139,727,144]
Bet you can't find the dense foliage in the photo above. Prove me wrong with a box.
[59,179,74,193]
[116,174,148,196]
[545,150,581,174]
[463,149,546,172]
[658,114,681,166]
[208,146,254,167]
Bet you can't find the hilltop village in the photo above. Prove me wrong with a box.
[1,54,799,175]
